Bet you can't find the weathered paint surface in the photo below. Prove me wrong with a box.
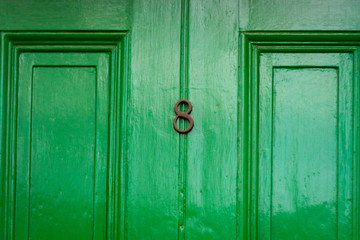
[0,1,360,240]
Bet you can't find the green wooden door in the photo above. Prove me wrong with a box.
[1,1,360,240]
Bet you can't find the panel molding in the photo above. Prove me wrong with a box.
[238,32,360,240]
[0,32,129,240]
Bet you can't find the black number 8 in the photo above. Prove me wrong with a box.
[173,99,194,134]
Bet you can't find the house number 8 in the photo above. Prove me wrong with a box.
[173,99,194,134]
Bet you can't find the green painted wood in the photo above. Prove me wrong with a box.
[186,0,238,239]
[126,1,181,239]
[0,35,4,240]
[241,35,360,240]
[1,33,127,240]
[258,53,354,239]
[0,0,131,30]
[239,0,360,31]
[1,1,360,240]
[16,53,109,240]
[17,53,110,240]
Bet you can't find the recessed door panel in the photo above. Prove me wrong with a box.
[271,68,338,238]
[29,66,97,239]
[15,52,110,240]
[257,53,354,239]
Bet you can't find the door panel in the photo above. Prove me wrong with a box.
[1,33,126,240]
[258,53,354,239]
[241,35,360,240]
[15,53,109,240]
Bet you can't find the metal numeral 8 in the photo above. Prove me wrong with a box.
[173,99,194,134]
